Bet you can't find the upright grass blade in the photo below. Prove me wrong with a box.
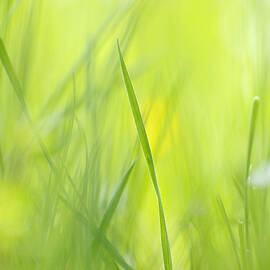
[244,96,260,248]
[117,40,173,270]
[91,160,137,256]
[100,159,137,233]
[217,195,242,270]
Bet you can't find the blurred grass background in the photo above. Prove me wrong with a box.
[1,0,270,269]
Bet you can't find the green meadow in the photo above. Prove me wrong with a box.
[0,0,270,269]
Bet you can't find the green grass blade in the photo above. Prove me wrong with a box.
[245,97,260,180]
[217,195,242,270]
[100,159,136,232]
[0,38,30,119]
[244,96,260,248]
[91,160,137,255]
[117,40,173,270]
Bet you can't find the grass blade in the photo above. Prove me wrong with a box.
[117,40,173,270]
[100,159,137,232]
[91,160,137,255]
[0,38,30,119]
[244,96,260,248]
[217,195,242,270]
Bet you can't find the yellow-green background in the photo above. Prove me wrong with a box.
[0,0,270,269]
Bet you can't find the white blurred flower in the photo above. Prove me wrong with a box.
[249,162,270,188]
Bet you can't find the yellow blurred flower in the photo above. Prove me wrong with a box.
[145,99,179,155]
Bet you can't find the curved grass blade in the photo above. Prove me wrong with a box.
[0,38,57,172]
[117,40,173,270]
[244,96,260,248]
[0,38,30,118]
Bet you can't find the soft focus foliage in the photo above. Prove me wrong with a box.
[0,0,270,269]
